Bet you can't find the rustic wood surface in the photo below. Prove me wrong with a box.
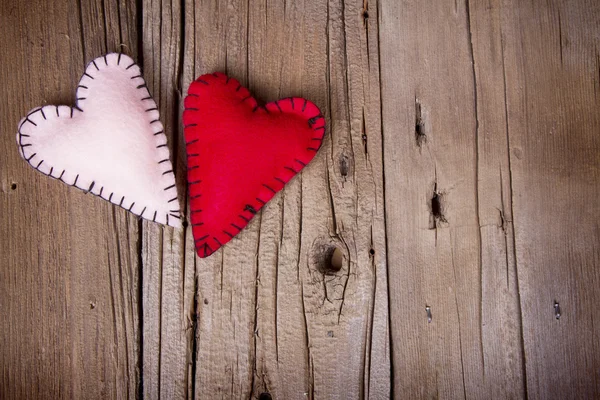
[0,0,598,399]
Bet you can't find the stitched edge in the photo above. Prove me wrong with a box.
[183,72,325,258]
[16,53,181,228]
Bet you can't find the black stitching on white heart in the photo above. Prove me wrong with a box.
[164,184,176,191]
[140,206,146,216]
[128,202,135,211]
[16,54,181,227]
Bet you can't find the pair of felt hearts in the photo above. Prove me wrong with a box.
[17,54,324,257]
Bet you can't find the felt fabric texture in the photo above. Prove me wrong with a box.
[183,72,325,258]
[16,53,181,228]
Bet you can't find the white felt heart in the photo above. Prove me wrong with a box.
[16,53,181,228]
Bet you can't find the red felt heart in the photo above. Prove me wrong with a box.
[183,73,325,258]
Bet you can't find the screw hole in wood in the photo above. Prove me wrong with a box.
[259,393,272,400]
[10,183,17,190]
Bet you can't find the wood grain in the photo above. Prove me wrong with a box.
[0,0,140,398]
[1,0,599,399]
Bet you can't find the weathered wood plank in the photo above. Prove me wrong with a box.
[500,0,600,397]
[140,0,196,399]
[187,0,389,399]
[0,0,140,398]
[380,0,525,398]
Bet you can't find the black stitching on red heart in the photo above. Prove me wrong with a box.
[185,75,326,257]
[197,79,209,85]
[186,139,199,145]
[195,235,209,243]
[263,184,276,193]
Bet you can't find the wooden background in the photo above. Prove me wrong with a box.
[1,0,599,398]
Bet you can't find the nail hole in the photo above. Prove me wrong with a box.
[369,248,375,256]
[429,183,447,229]
[182,220,189,228]
[11,183,17,190]
[415,100,426,147]
[554,301,561,320]
[339,154,349,178]
[259,393,272,400]
[203,298,209,305]
[362,10,369,21]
